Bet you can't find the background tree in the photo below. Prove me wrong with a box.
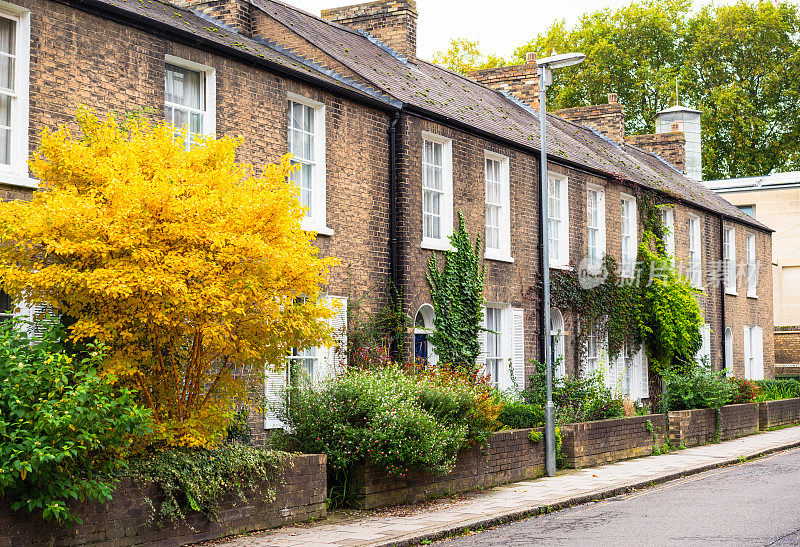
[432,38,507,74]
[508,0,800,179]
[427,213,485,369]
[0,111,337,447]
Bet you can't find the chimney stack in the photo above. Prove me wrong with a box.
[322,0,418,63]
[555,92,626,146]
[170,0,254,36]
[624,105,702,180]
[467,52,541,110]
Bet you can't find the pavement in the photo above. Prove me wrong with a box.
[207,425,800,547]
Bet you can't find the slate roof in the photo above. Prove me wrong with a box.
[83,0,768,231]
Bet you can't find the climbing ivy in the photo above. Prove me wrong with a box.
[550,188,704,400]
[427,212,485,370]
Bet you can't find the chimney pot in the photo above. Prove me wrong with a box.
[525,52,538,65]
[607,93,618,104]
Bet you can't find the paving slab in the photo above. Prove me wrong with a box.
[204,425,800,547]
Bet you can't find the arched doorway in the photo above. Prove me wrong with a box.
[414,304,437,366]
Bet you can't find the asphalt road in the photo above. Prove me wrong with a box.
[438,447,800,546]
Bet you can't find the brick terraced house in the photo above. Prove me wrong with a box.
[0,0,774,432]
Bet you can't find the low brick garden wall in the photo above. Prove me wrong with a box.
[759,398,800,430]
[355,428,545,509]
[668,403,760,448]
[0,454,326,546]
[560,414,667,469]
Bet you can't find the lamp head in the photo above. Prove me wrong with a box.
[537,52,585,69]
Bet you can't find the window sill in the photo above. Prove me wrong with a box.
[725,289,738,296]
[0,172,38,189]
[421,238,455,252]
[485,252,514,264]
[302,219,334,236]
[747,293,758,299]
[550,263,572,271]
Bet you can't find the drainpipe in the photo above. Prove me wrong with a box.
[719,213,727,373]
[388,110,401,362]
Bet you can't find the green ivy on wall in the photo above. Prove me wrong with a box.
[427,212,485,370]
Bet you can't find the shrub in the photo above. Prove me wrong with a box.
[729,378,760,404]
[521,361,624,424]
[755,379,800,402]
[127,444,285,525]
[662,364,734,410]
[272,365,500,480]
[0,320,151,525]
[499,401,544,429]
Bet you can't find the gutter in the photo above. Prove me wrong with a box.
[61,0,399,114]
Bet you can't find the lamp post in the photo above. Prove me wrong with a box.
[537,52,585,478]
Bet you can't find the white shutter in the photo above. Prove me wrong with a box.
[476,307,487,374]
[743,326,751,379]
[319,296,347,382]
[264,367,287,430]
[640,351,649,400]
[510,307,525,392]
[754,326,764,381]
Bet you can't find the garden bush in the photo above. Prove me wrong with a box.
[0,319,151,525]
[521,361,624,424]
[755,379,800,402]
[662,364,733,411]
[498,401,544,429]
[272,365,501,481]
[729,378,760,404]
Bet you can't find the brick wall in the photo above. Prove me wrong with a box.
[668,403,761,447]
[0,454,326,546]
[759,398,800,430]
[625,132,687,173]
[560,414,667,469]
[774,329,800,365]
[355,428,545,509]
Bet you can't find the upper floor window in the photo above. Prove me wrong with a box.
[421,133,453,249]
[0,7,29,182]
[287,94,330,235]
[485,306,503,387]
[620,195,637,277]
[724,227,736,295]
[746,233,758,298]
[738,205,755,217]
[164,57,215,149]
[548,173,569,268]
[660,207,674,256]
[587,185,605,270]
[688,215,701,288]
[484,152,511,261]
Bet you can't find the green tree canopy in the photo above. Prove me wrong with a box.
[431,38,507,74]
[444,0,800,180]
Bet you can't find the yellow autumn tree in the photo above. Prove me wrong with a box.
[0,110,337,447]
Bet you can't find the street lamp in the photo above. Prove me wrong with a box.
[537,51,585,478]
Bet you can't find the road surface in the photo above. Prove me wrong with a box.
[439,447,800,546]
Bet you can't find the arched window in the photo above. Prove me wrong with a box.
[550,308,565,379]
[413,304,438,366]
[725,327,733,376]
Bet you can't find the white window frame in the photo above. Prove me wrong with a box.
[586,184,606,271]
[484,151,512,262]
[724,226,737,295]
[550,307,566,379]
[287,92,331,236]
[746,232,758,298]
[0,5,32,188]
[164,55,216,145]
[582,322,608,379]
[485,305,504,388]
[660,206,675,256]
[620,194,637,277]
[688,214,702,288]
[421,132,454,251]
[547,172,570,269]
[743,325,763,381]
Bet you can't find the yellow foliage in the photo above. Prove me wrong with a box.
[0,110,338,446]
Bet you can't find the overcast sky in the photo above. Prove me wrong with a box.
[291,0,765,62]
